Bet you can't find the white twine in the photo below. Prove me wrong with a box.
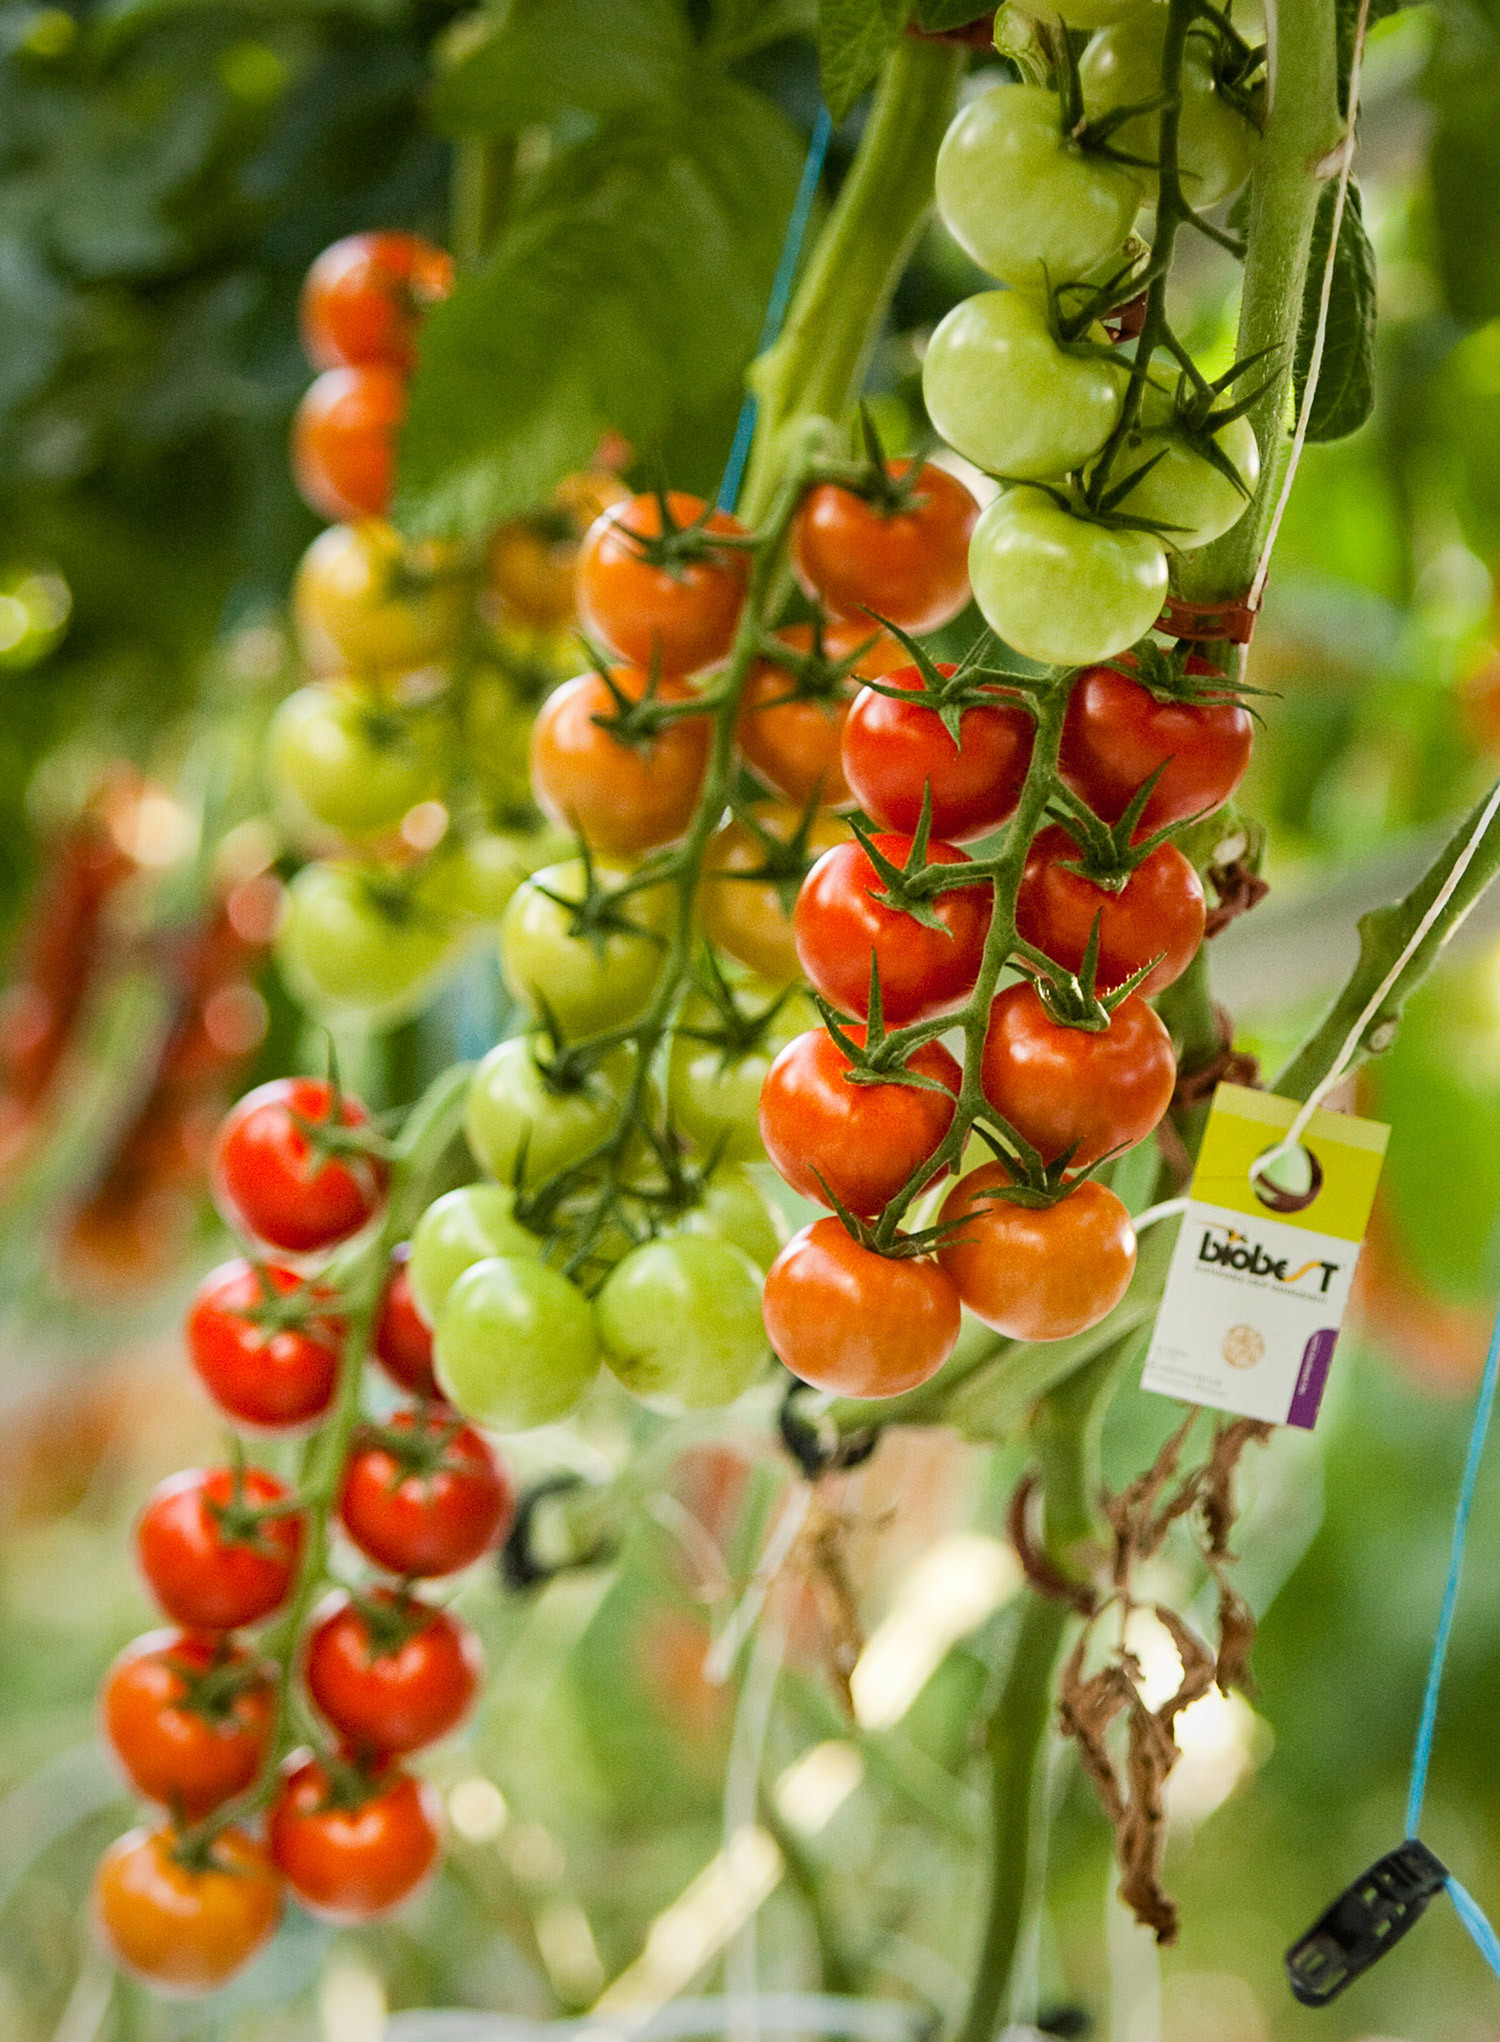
[702,1483,812,1687]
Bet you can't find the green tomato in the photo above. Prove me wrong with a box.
[1106,399,1261,550]
[923,292,1125,481]
[434,1255,599,1430]
[968,486,1168,667]
[676,1165,789,1274]
[268,684,450,840]
[1080,18,1259,212]
[465,1036,636,1189]
[463,666,535,815]
[418,831,532,924]
[936,85,1141,292]
[409,1183,543,1325]
[666,984,819,1163]
[595,1236,767,1410]
[499,860,671,1039]
[275,861,456,1023]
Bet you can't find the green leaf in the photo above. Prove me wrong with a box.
[1425,4,1500,322]
[701,0,817,61]
[1292,179,1376,446]
[432,0,692,137]
[818,0,911,123]
[912,0,990,28]
[1334,0,1410,113]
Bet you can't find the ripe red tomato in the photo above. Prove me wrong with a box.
[937,1167,1136,1339]
[794,833,992,1024]
[300,231,454,373]
[101,1631,274,1820]
[93,1822,282,1994]
[137,1468,305,1631]
[303,1588,480,1756]
[1014,825,1204,997]
[842,664,1034,841]
[212,1077,387,1256]
[792,461,979,633]
[759,1027,959,1215]
[373,1246,439,1398]
[186,1259,342,1432]
[268,1755,442,1922]
[736,620,906,809]
[529,665,710,856]
[575,491,748,674]
[1058,657,1253,832]
[700,804,850,984]
[338,1410,513,1577]
[980,983,1176,1169]
[762,1218,961,1398]
[291,365,405,523]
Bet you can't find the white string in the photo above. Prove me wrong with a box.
[1133,1196,1190,1232]
[702,1483,812,1687]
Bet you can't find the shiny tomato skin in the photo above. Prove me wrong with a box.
[93,1822,282,1995]
[575,492,748,674]
[1059,659,1253,832]
[1014,825,1204,997]
[300,231,454,373]
[759,1027,960,1215]
[212,1077,387,1255]
[737,620,906,809]
[762,1218,961,1398]
[937,1167,1136,1340]
[373,1246,439,1398]
[980,983,1176,1169]
[291,365,405,523]
[101,1631,274,1820]
[792,461,979,633]
[136,1468,304,1631]
[303,1589,480,1757]
[530,666,710,856]
[700,804,849,983]
[268,1755,442,1923]
[186,1259,342,1432]
[794,833,992,1025]
[338,1410,514,1578]
[841,665,1034,841]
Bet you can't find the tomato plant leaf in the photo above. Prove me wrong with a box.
[818,0,911,123]
[1425,5,1500,322]
[432,0,692,136]
[701,0,817,61]
[1292,179,1376,445]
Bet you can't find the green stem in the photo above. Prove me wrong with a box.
[451,138,516,269]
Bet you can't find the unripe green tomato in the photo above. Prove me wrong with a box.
[923,293,1125,481]
[499,860,671,1038]
[1011,0,1161,25]
[268,685,451,840]
[276,861,456,1023]
[666,984,819,1163]
[409,1183,543,1326]
[936,85,1141,291]
[676,1164,789,1273]
[435,1255,599,1430]
[293,520,466,674]
[968,486,1168,667]
[418,831,532,923]
[465,1037,636,1189]
[1080,18,1259,211]
[595,1236,767,1410]
[1106,403,1261,550]
[462,667,535,813]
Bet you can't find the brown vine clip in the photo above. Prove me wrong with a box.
[1172,1003,1263,1113]
[903,11,997,47]
[1158,593,1262,646]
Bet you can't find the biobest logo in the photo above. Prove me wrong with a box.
[1197,1223,1341,1294]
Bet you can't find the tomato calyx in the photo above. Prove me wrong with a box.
[238,1261,341,1342]
[1045,770,1206,891]
[853,616,1041,747]
[844,794,981,930]
[161,1637,274,1728]
[610,486,755,577]
[676,948,807,1066]
[818,406,935,519]
[285,1051,397,1175]
[710,795,827,917]
[1094,641,1265,717]
[813,964,957,1095]
[1024,910,1162,1034]
[351,1410,470,1485]
[341,1585,441,1660]
[753,615,886,709]
[580,646,708,749]
[206,1457,307,1557]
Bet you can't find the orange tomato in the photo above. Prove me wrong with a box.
[937,1167,1136,1340]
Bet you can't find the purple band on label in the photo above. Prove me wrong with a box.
[1287,1327,1338,1429]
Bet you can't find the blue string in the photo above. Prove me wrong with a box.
[717,105,835,516]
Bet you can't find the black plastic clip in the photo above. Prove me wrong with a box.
[1285,1838,1450,2006]
[500,1473,618,1592]
[778,1375,881,1482]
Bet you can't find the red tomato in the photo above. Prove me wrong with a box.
[101,1630,274,1820]
[291,365,405,523]
[300,231,454,373]
[842,664,1034,841]
[736,620,906,809]
[759,1026,959,1215]
[93,1822,282,1994]
[338,1410,513,1578]
[136,1467,305,1631]
[186,1259,342,1432]
[373,1246,439,1398]
[937,1167,1136,1340]
[794,833,992,1024]
[575,491,749,674]
[980,983,1176,1168]
[529,665,710,856]
[792,461,979,633]
[1059,658,1253,832]
[1014,825,1204,997]
[303,1588,480,1756]
[762,1218,960,1398]
[212,1077,387,1256]
[268,1755,442,1922]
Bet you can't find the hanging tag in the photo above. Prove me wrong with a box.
[1141,1084,1388,1429]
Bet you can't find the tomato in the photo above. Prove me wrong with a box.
[791,463,979,634]
[136,1467,305,1631]
[794,833,992,1025]
[293,521,465,675]
[923,293,1125,481]
[596,1236,767,1408]
[666,982,819,1161]
[101,1631,274,1820]
[212,1076,387,1254]
[485,473,629,630]
[408,1182,542,1325]
[762,1219,961,1397]
[291,365,404,523]
[700,805,849,983]
[1015,824,1205,996]
[980,982,1176,1168]
[968,487,1168,668]
[374,1246,439,1397]
[433,1256,599,1431]
[937,1167,1136,1339]
[1104,394,1261,550]
[841,665,1034,841]
[529,665,709,856]
[737,621,905,808]
[1080,18,1259,213]
[462,665,538,813]
[300,231,453,373]
[93,1823,281,1995]
[419,831,532,923]
[675,1163,789,1271]
[303,1588,480,1756]
[268,1755,441,1923]
[1059,658,1253,831]
[576,491,749,674]
[268,684,450,842]
[338,1410,514,1575]
[186,1259,342,1432]
[465,1037,636,1188]
[499,861,671,1039]
[760,1026,960,1215]
[276,862,457,1024]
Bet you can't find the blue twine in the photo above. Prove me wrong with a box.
[717,105,835,516]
